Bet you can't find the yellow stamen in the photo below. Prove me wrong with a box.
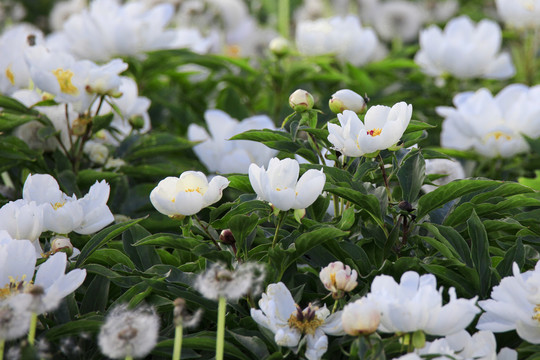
[0,275,33,299]
[185,187,202,194]
[367,128,382,137]
[330,272,336,286]
[226,45,241,58]
[6,65,14,85]
[52,68,79,95]
[52,201,66,210]
[532,305,540,322]
[486,131,512,141]
[287,304,324,335]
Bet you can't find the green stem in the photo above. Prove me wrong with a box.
[331,299,339,314]
[28,312,37,346]
[271,211,287,249]
[193,216,222,250]
[0,339,4,360]
[278,0,290,39]
[216,296,226,360]
[378,154,392,202]
[173,323,183,360]
[125,356,133,360]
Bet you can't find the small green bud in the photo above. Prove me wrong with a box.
[129,115,145,130]
[51,236,74,257]
[289,89,314,112]
[269,37,290,57]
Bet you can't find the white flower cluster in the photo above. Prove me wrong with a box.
[0,173,113,254]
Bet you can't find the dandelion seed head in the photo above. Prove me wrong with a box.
[0,295,31,341]
[98,304,159,359]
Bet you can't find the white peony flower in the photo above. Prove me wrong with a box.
[422,158,466,193]
[366,271,480,336]
[495,0,540,29]
[0,199,43,246]
[187,110,277,174]
[477,261,540,344]
[328,102,412,157]
[329,89,366,114]
[0,24,44,95]
[150,171,229,217]
[415,16,515,80]
[49,0,177,61]
[372,1,427,43]
[0,238,86,314]
[437,84,540,158]
[248,157,326,211]
[48,0,87,31]
[319,261,358,299]
[251,282,345,360]
[98,304,159,359]
[341,298,380,336]
[23,174,114,235]
[296,15,382,66]
[26,46,127,113]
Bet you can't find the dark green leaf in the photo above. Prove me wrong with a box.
[467,210,491,297]
[397,150,425,203]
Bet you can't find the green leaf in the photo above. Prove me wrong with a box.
[123,224,162,271]
[228,214,259,253]
[467,210,491,297]
[92,112,114,133]
[0,95,34,114]
[75,218,145,267]
[416,180,505,219]
[397,150,425,203]
[404,120,436,134]
[230,129,291,143]
[133,233,201,250]
[45,320,103,341]
[294,226,349,260]
[124,133,194,160]
[420,263,479,297]
[86,248,137,269]
[496,237,524,278]
[80,275,109,314]
[325,185,383,226]
[155,334,251,360]
[228,174,253,192]
[0,113,38,131]
[77,169,122,188]
[211,200,272,228]
[419,223,472,267]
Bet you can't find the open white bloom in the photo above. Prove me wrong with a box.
[194,262,265,301]
[319,261,358,299]
[495,0,540,29]
[50,0,176,61]
[251,282,345,360]
[477,262,540,344]
[415,16,515,80]
[23,174,114,235]
[49,0,86,31]
[150,171,229,217]
[341,298,380,336]
[27,46,127,112]
[296,15,382,66]
[415,330,517,360]
[0,24,44,95]
[422,158,466,193]
[187,110,277,174]
[437,84,540,158]
[372,1,427,43]
[328,102,412,157]
[98,304,159,359]
[0,199,43,245]
[0,238,86,314]
[329,89,366,114]
[367,271,480,336]
[249,157,325,211]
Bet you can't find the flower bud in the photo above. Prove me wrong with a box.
[329,89,366,114]
[84,141,109,165]
[289,89,314,112]
[319,261,358,299]
[342,298,380,336]
[219,229,236,245]
[269,37,290,57]
[129,115,145,130]
[51,236,74,257]
[398,200,413,212]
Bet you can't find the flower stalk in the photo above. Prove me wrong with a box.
[27,312,37,346]
[216,296,227,360]
[278,0,290,39]
[173,322,183,360]
[0,339,4,360]
[271,211,287,249]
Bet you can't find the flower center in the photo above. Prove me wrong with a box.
[0,276,33,299]
[366,128,382,137]
[287,304,324,335]
[5,65,14,85]
[486,131,512,141]
[532,305,540,323]
[52,201,66,210]
[52,68,79,95]
[185,187,203,194]
[276,187,288,192]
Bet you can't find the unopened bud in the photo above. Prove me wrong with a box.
[51,236,74,257]
[398,200,414,212]
[129,115,145,130]
[289,89,314,112]
[329,89,366,114]
[219,229,235,245]
[269,37,290,57]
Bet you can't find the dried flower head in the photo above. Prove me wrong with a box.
[0,295,32,341]
[98,304,159,359]
[195,262,265,301]
[173,298,203,328]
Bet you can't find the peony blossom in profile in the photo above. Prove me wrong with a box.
[319,261,358,299]
[0,200,43,249]
[248,157,325,211]
[422,158,466,193]
[366,271,480,336]
[187,110,277,174]
[329,89,366,114]
[437,84,540,158]
[415,16,515,80]
[328,102,412,157]
[150,171,229,217]
[495,0,540,29]
[296,15,382,66]
[251,282,344,360]
[341,298,380,336]
[477,262,540,344]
